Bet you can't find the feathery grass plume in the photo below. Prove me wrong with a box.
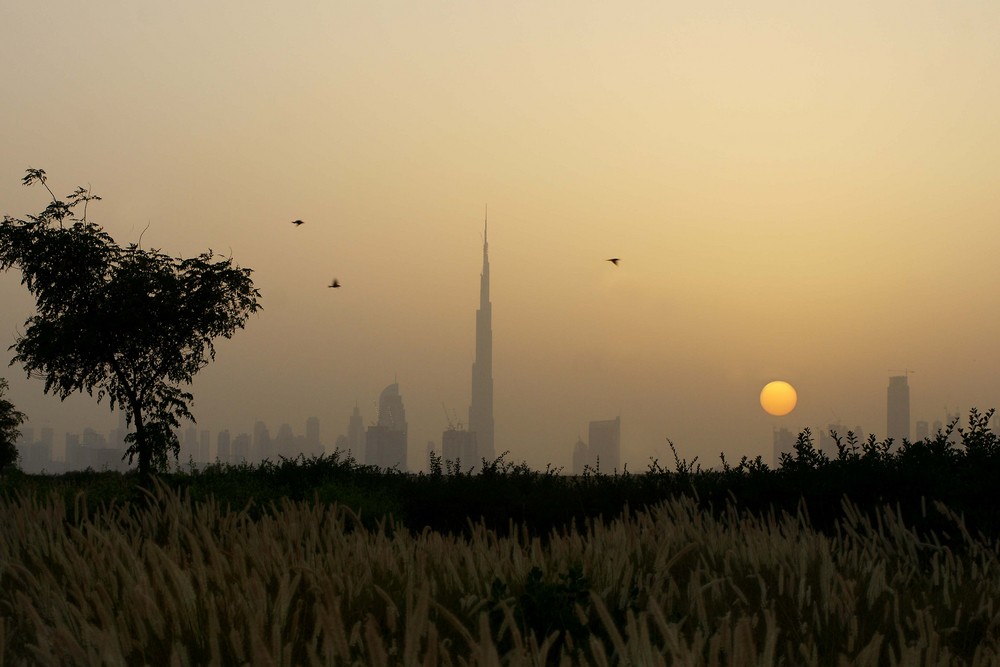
[4,476,1000,664]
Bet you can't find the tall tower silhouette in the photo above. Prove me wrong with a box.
[887,374,910,443]
[469,208,495,462]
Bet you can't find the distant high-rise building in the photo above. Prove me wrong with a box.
[65,433,81,470]
[366,382,408,470]
[442,427,477,470]
[589,417,621,473]
[63,429,122,472]
[345,405,365,456]
[16,427,54,473]
[946,409,962,445]
[818,424,844,459]
[182,425,198,463]
[82,427,106,449]
[425,440,436,473]
[198,429,211,463]
[819,422,864,459]
[915,420,929,442]
[109,410,128,452]
[253,421,271,462]
[887,375,910,443]
[233,433,251,463]
[39,427,54,451]
[773,427,795,467]
[469,212,495,462]
[39,427,55,467]
[217,430,232,464]
[365,425,407,471]
[306,416,320,453]
[572,437,588,476]
[275,423,295,458]
[379,383,407,435]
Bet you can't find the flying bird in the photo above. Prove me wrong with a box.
[329,279,341,288]
[291,219,305,226]
[606,258,620,266]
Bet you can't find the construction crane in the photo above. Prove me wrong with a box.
[441,403,463,431]
[888,369,916,377]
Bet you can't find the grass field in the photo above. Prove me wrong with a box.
[3,471,1000,666]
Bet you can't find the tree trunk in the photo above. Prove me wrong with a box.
[136,418,151,475]
[110,361,150,475]
[127,396,150,476]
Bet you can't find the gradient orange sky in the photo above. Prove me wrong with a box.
[3,1,1000,470]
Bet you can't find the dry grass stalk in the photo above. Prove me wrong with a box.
[1,478,999,665]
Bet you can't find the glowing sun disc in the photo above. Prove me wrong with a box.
[760,381,798,416]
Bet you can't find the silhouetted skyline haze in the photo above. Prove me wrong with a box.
[3,1,1000,471]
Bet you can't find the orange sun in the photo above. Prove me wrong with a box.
[760,381,798,416]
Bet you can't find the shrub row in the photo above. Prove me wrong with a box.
[4,409,1000,543]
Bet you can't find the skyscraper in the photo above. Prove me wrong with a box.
[344,404,365,456]
[305,416,321,455]
[216,429,231,464]
[366,382,408,470]
[773,427,795,467]
[275,423,294,457]
[469,212,495,461]
[589,417,621,473]
[198,429,211,464]
[233,433,251,463]
[572,437,588,476]
[887,375,910,443]
[378,382,407,436]
[442,427,477,470]
[253,421,271,462]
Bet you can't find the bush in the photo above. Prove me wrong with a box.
[0,378,26,476]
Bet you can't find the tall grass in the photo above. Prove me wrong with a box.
[3,478,999,665]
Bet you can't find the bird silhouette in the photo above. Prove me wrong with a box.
[329,279,341,288]
[606,258,620,266]
[291,219,305,226]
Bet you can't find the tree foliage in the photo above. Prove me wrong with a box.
[0,378,27,475]
[0,168,261,474]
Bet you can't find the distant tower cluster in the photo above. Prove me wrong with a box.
[887,374,911,443]
[572,417,621,475]
[469,212,495,462]
[818,420,863,458]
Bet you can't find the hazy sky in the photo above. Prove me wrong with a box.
[3,1,1000,471]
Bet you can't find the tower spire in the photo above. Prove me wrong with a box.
[470,207,495,463]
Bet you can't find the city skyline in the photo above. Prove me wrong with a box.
[14,374,993,474]
[4,2,1000,472]
[6,215,1000,472]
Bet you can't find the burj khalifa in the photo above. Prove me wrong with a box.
[468,210,495,462]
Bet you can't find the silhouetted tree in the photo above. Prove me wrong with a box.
[0,169,261,474]
[0,378,27,475]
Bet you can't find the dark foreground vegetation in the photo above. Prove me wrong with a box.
[5,408,1000,543]
[2,409,1000,665]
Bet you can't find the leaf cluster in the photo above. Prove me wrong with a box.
[0,169,262,472]
[0,378,27,475]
